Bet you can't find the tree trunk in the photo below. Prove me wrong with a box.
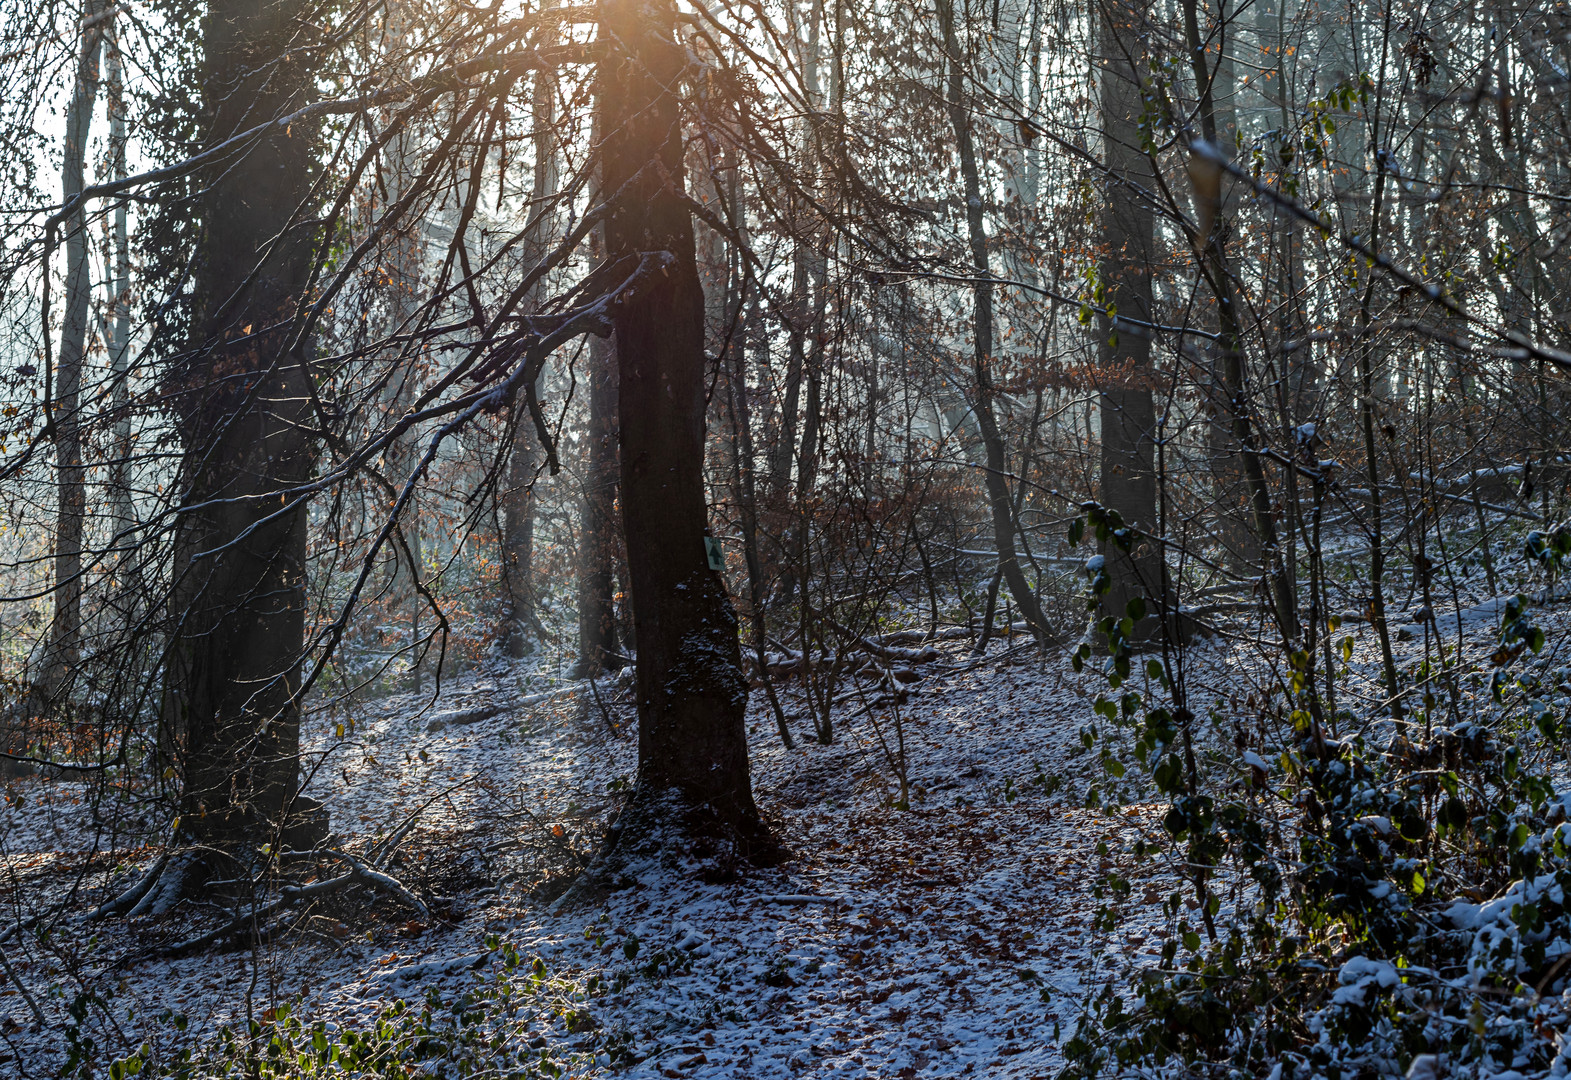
[1095,0,1165,639]
[597,0,768,852]
[936,0,1055,643]
[380,5,427,690]
[104,19,142,612]
[164,0,318,862]
[501,432,540,656]
[501,18,560,659]
[767,0,826,499]
[572,332,623,677]
[1183,0,1297,641]
[37,0,106,710]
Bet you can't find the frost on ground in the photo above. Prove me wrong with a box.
[0,577,1555,1078]
[0,633,1194,1079]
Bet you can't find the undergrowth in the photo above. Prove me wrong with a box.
[65,939,631,1080]
[1062,510,1571,1078]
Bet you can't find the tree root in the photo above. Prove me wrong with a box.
[128,851,191,918]
[81,842,428,959]
[86,852,170,921]
[152,852,428,958]
[153,872,353,958]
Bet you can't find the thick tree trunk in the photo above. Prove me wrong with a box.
[164,0,318,861]
[1095,0,1166,639]
[572,333,623,677]
[597,0,767,851]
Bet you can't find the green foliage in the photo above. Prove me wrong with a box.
[1059,542,1571,1079]
[70,943,631,1080]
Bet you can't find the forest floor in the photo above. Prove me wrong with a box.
[3,558,1567,1078]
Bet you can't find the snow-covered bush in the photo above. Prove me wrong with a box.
[1061,507,1571,1079]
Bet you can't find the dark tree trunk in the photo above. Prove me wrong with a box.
[1096,0,1165,638]
[1182,0,1298,642]
[164,0,318,861]
[572,332,623,678]
[770,252,809,496]
[597,0,768,851]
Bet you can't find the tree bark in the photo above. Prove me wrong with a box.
[37,0,106,709]
[597,0,768,851]
[380,5,427,689]
[1095,0,1165,639]
[766,0,827,499]
[572,332,623,677]
[1183,0,1298,641]
[501,430,540,656]
[164,0,318,860]
[104,18,142,611]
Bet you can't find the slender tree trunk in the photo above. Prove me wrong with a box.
[728,301,794,749]
[936,0,1055,643]
[572,332,623,677]
[1184,0,1297,640]
[1200,0,1256,574]
[501,17,560,658]
[1353,24,1404,720]
[771,261,808,495]
[104,19,141,609]
[501,431,540,656]
[597,0,767,851]
[380,4,427,688]
[767,0,826,498]
[38,0,106,709]
[165,0,318,862]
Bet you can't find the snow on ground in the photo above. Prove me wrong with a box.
[0,633,1191,1079]
[4,561,1566,1079]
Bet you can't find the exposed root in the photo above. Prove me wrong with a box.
[146,848,428,958]
[551,784,781,914]
[127,849,192,918]
[154,872,354,958]
[86,852,170,921]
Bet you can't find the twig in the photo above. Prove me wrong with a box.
[586,675,622,738]
[366,776,476,867]
[758,894,842,906]
[0,939,45,1027]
